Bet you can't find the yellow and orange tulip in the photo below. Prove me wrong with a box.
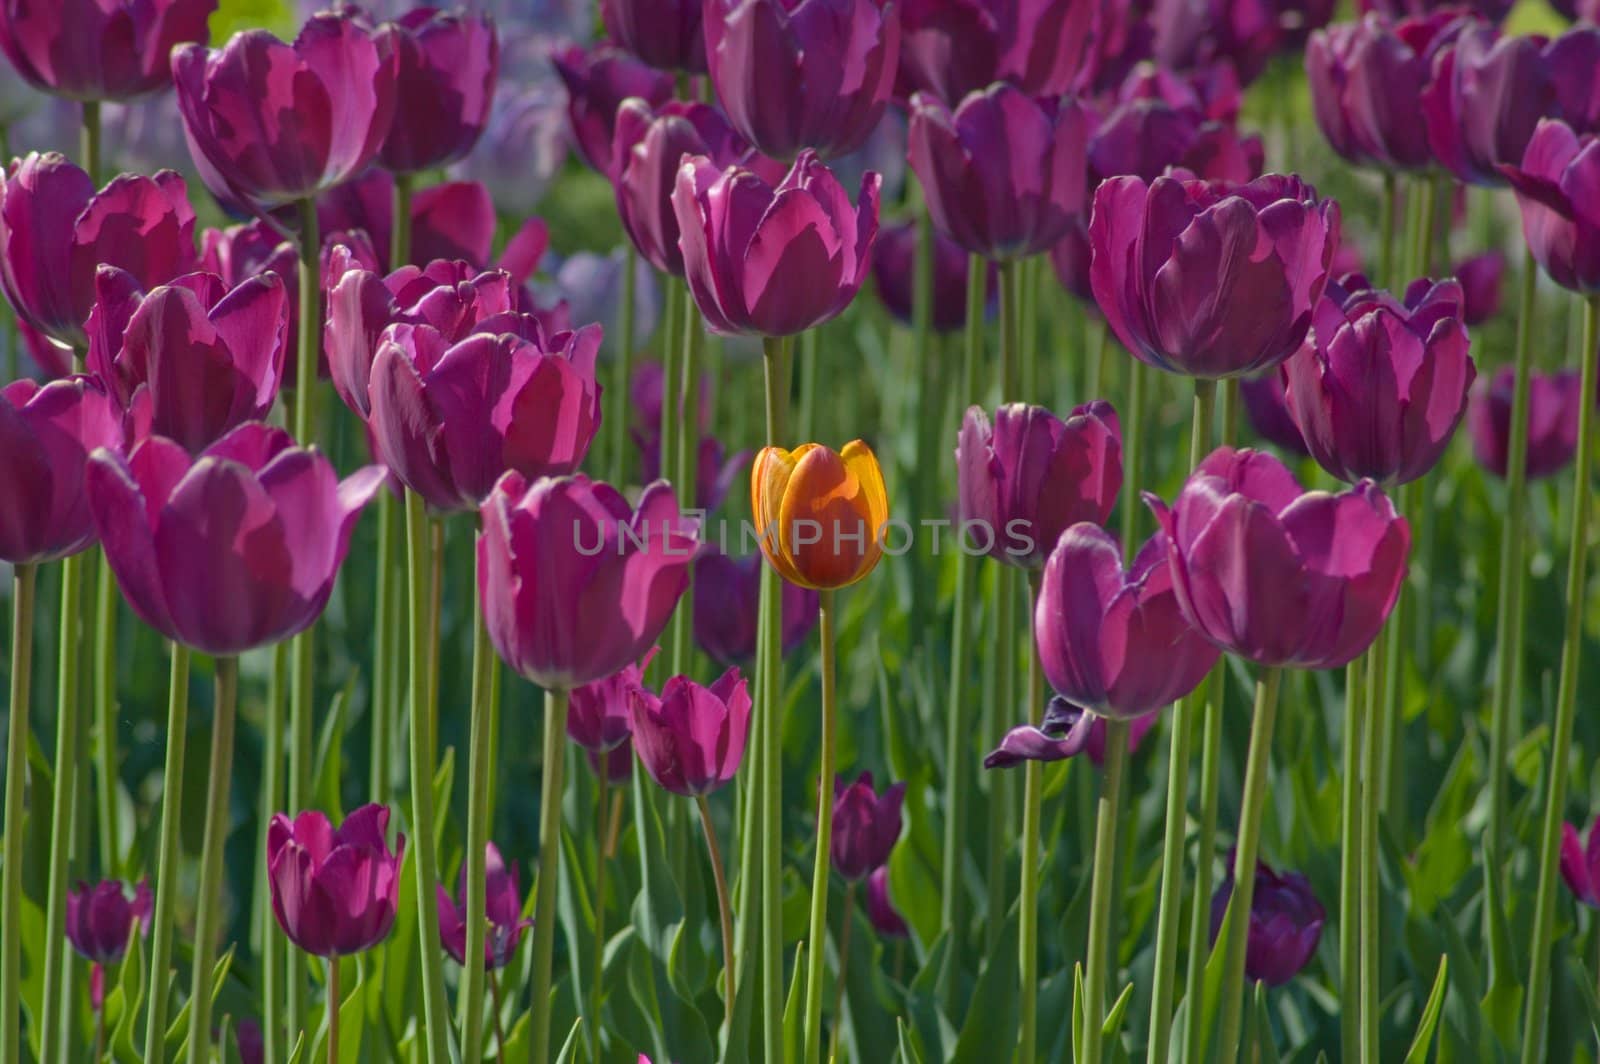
[750,440,889,590]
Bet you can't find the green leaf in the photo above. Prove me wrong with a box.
[782,941,806,1064]
[1101,981,1135,1044]
[1405,955,1450,1064]
[898,1017,927,1064]
[952,905,1019,1064]
[554,1018,584,1064]
[286,1030,305,1064]
[312,686,352,822]
[1249,980,1281,1064]
[163,945,236,1058]
[1071,963,1085,1064]
[109,926,147,1064]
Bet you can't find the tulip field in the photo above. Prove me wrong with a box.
[6,0,1600,1061]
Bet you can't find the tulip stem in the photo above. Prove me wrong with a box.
[1,562,36,1064]
[141,643,191,1063]
[998,261,1019,401]
[590,769,609,1059]
[697,793,737,1034]
[371,487,399,805]
[326,956,340,1064]
[1212,666,1284,1062]
[1521,292,1600,1064]
[392,172,413,272]
[803,587,840,1064]
[529,686,570,1064]
[828,883,856,1063]
[983,568,1017,955]
[1018,569,1044,1063]
[610,243,638,484]
[1378,173,1398,289]
[80,99,100,185]
[264,643,288,1064]
[461,585,496,1064]
[1180,665,1226,1064]
[670,282,703,678]
[489,967,508,1062]
[405,490,452,1064]
[1408,175,1439,281]
[1081,718,1129,1064]
[187,655,239,1064]
[93,556,119,874]
[1339,654,1366,1061]
[1361,633,1387,1060]
[759,334,791,1064]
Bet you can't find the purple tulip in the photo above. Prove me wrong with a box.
[1149,0,1311,85]
[87,422,384,656]
[630,667,752,796]
[551,42,673,177]
[477,472,699,689]
[639,432,749,513]
[378,7,498,173]
[0,152,198,349]
[870,220,994,332]
[267,804,406,958]
[454,80,569,215]
[0,0,215,101]
[1282,276,1475,487]
[1089,173,1340,379]
[319,170,512,276]
[832,772,905,881]
[172,12,399,208]
[1088,93,1264,185]
[673,150,880,337]
[692,547,820,667]
[1209,857,1325,986]
[65,879,151,964]
[85,270,288,453]
[1561,815,1600,908]
[587,738,636,783]
[1502,120,1600,295]
[234,1019,264,1064]
[601,0,706,72]
[985,696,1162,769]
[908,85,1090,261]
[1240,372,1309,456]
[956,402,1123,569]
[1359,0,1513,18]
[367,321,602,512]
[864,866,909,938]
[1112,59,1245,125]
[436,842,532,969]
[704,0,901,161]
[1146,447,1410,670]
[1467,366,1583,481]
[0,376,122,564]
[1048,219,1094,306]
[895,0,1096,104]
[568,650,654,753]
[1454,250,1503,325]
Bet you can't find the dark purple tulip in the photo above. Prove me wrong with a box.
[1503,120,1600,295]
[319,171,512,276]
[870,220,994,332]
[85,270,288,454]
[864,866,909,938]
[1358,0,1514,23]
[0,0,215,101]
[267,804,405,958]
[1089,173,1340,380]
[831,772,905,881]
[436,842,532,970]
[673,150,880,337]
[631,360,711,445]
[1454,250,1503,325]
[1035,525,1220,719]
[0,153,198,350]
[1561,815,1600,908]
[956,402,1123,569]
[0,376,122,564]
[1467,366,1583,481]
[367,322,602,513]
[1112,59,1244,125]
[1048,219,1094,305]
[630,667,752,796]
[1283,276,1475,487]
[234,1019,264,1064]
[1240,372,1309,456]
[984,696,1161,769]
[601,0,707,73]
[1421,24,1600,187]
[377,7,498,173]
[568,651,654,753]
[1147,447,1411,670]
[477,472,699,690]
[908,85,1090,261]
[1210,858,1325,986]
[1088,95,1264,185]
[587,738,636,783]
[895,0,1097,104]
[704,0,901,161]
[551,42,674,177]
[692,547,819,667]
[1149,0,1302,85]
[65,879,151,964]
[639,431,749,513]
[87,423,384,656]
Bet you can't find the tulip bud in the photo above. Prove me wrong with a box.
[1239,372,1309,456]
[1561,815,1600,908]
[378,7,499,174]
[436,842,532,970]
[267,804,406,958]
[751,439,888,590]
[1467,366,1583,481]
[630,668,752,796]
[0,376,123,565]
[1503,119,1600,294]
[569,651,655,754]
[551,42,673,177]
[1209,858,1326,986]
[1454,251,1504,325]
[65,879,151,964]
[831,772,905,881]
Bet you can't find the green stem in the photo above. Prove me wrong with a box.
[802,588,839,1064]
[1378,481,1418,820]
[1018,570,1044,1062]
[1521,292,1600,1064]
[93,555,118,874]
[983,567,1016,954]
[590,769,609,1058]
[370,489,398,803]
[141,643,191,1064]
[391,172,413,272]
[1361,634,1386,1062]
[610,244,639,485]
[1081,719,1129,1064]
[1,563,36,1064]
[961,254,985,412]
[1378,174,1398,289]
[759,334,791,1064]
[998,261,1019,400]
[294,197,321,444]
[827,883,856,1062]
[426,519,443,765]
[187,656,239,1064]
[697,793,737,1033]
[263,643,287,1064]
[1180,665,1225,1064]
[80,100,100,184]
[1086,320,1112,403]
[326,957,340,1064]
[798,325,820,441]
[670,284,703,677]
[529,687,570,1064]
[939,546,978,992]
[1339,655,1366,1061]
[461,585,496,1063]
[1120,365,1148,549]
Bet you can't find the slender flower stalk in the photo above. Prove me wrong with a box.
[802,587,840,1064]
[590,769,610,1057]
[1018,568,1044,1062]
[827,883,857,1062]
[392,172,413,272]
[671,289,704,676]
[93,559,118,870]
[186,655,239,1064]
[371,492,399,802]
[529,686,570,1064]
[326,957,340,1064]
[0,562,36,1064]
[983,565,1016,952]
[696,793,736,1031]
[1340,654,1365,1060]
[1181,666,1225,1063]
[611,243,638,483]
[81,99,100,183]
[460,588,496,1063]
[1378,174,1398,288]
[263,643,287,1064]
[1080,718,1129,1064]
[1361,634,1386,1061]
[141,644,191,1063]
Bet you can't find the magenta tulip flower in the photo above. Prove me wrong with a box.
[602,0,707,73]
[871,220,994,332]
[831,772,905,881]
[568,650,655,753]
[86,422,384,656]
[895,0,1096,104]
[234,1020,264,1064]
[908,85,1090,261]
[864,866,909,938]
[1502,120,1600,294]
[630,667,752,796]
[985,697,1161,769]
[1146,447,1411,670]
[320,170,506,275]
[692,547,820,667]
[1088,93,1264,186]
[1209,857,1325,986]
[267,804,405,958]
[0,153,198,349]
[65,879,151,964]
[1089,173,1340,379]
[1282,276,1476,486]
[1455,251,1503,325]
[638,431,749,513]
[436,842,532,970]
[1561,815,1600,908]
[1240,372,1310,456]
[477,472,699,690]
[956,401,1123,569]
[0,376,122,564]
[0,0,215,101]
[704,0,901,161]
[551,42,674,177]
[673,149,880,337]
[377,7,497,173]
[172,12,399,208]
[1359,0,1512,18]
[1467,366,1583,481]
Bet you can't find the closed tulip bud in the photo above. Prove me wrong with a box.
[1240,372,1309,456]
[957,403,1122,569]
[1209,858,1325,986]
[692,547,820,666]
[1455,251,1503,325]
[630,667,752,796]
[831,772,904,881]
[173,13,399,208]
[871,220,994,332]
[985,696,1162,769]
[864,866,909,938]
[0,153,198,350]
[1283,276,1475,486]
[704,0,901,161]
[0,0,215,101]
[1503,120,1600,294]
[751,439,888,590]
[378,8,498,174]
[1089,173,1340,380]
[568,651,655,753]
[551,42,673,177]
[1561,815,1600,908]
[267,804,405,958]
[477,472,699,690]
[436,842,532,970]
[602,0,707,73]
[674,150,880,337]
[65,879,151,964]
[1467,366,1583,481]
[87,422,385,656]
[0,376,122,564]
[234,1019,264,1064]
[367,322,603,512]
[896,0,1096,104]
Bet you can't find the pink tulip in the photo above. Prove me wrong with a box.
[267,804,405,957]
[436,842,532,970]
[629,668,752,796]
[378,7,498,174]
